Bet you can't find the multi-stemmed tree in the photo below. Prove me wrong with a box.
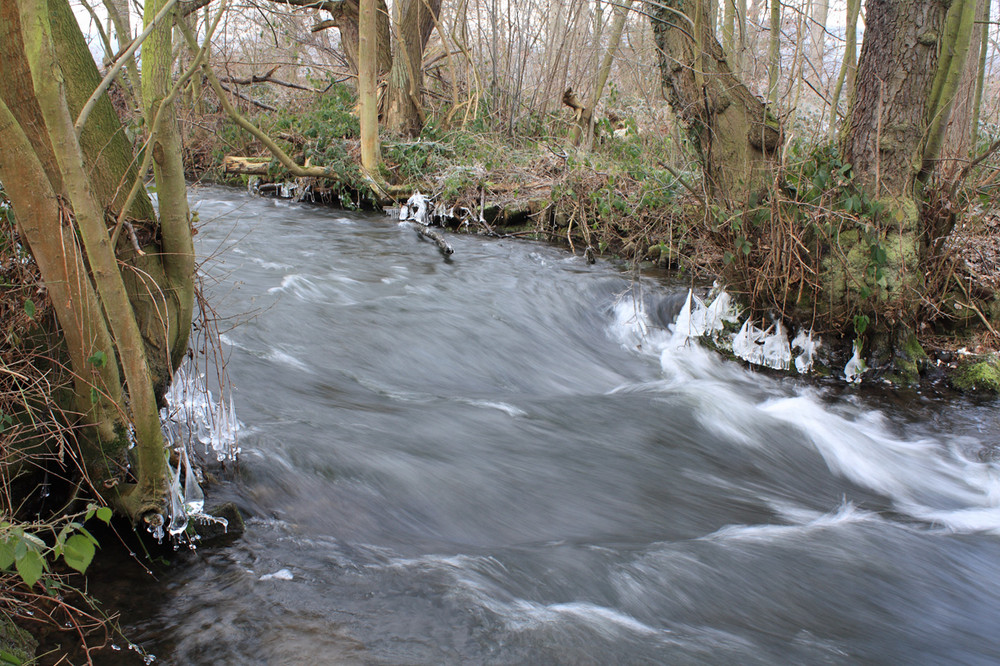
[0,0,195,524]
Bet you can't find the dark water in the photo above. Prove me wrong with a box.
[94,185,1000,664]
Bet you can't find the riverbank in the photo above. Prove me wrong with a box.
[178,86,1000,390]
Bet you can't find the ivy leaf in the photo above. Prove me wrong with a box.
[23,299,35,319]
[15,549,43,588]
[62,534,96,574]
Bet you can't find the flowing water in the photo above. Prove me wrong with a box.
[94,186,1000,664]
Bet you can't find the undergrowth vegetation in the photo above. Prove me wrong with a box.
[179,79,1000,358]
[0,185,127,661]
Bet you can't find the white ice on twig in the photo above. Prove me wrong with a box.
[844,342,867,383]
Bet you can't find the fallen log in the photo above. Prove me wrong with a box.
[223,156,270,175]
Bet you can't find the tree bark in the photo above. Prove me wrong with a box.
[16,0,173,521]
[359,0,381,169]
[937,0,987,181]
[650,0,781,202]
[324,0,391,77]
[841,0,948,197]
[385,0,442,136]
[827,0,860,140]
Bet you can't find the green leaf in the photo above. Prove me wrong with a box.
[77,526,98,546]
[15,549,43,587]
[23,299,34,319]
[86,350,107,368]
[62,534,96,574]
[0,538,14,570]
[854,314,870,336]
[96,507,113,524]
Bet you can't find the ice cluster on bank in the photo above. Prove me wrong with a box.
[394,191,474,229]
[613,286,823,375]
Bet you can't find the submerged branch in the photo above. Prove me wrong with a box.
[411,223,454,255]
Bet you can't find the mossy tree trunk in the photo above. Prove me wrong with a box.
[651,0,977,380]
[935,0,987,181]
[649,0,781,203]
[0,0,194,522]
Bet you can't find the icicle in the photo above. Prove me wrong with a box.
[703,291,735,334]
[732,319,767,366]
[792,330,819,374]
[180,445,204,515]
[401,192,431,225]
[761,321,792,371]
[166,450,189,537]
[844,342,867,383]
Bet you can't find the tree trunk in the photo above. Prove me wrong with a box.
[767,0,780,105]
[650,0,781,202]
[721,0,735,63]
[969,0,990,149]
[920,0,978,180]
[0,0,194,523]
[142,0,195,377]
[384,0,441,136]
[937,0,987,181]
[827,0,860,140]
[359,0,380,169]
[573,0,633,150]
[327,0,391,77]
[841,0,948,197]
[809,0,829,83]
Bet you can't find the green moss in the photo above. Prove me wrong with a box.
[0,616,37,664]
[879,331,928,386]
[950,355,1000,394]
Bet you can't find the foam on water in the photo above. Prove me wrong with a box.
[700,502,878,542]
[763,394,1000,533]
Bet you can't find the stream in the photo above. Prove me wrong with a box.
[92,185,1000,664]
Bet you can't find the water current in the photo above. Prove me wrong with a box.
[93,185,1000,664]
